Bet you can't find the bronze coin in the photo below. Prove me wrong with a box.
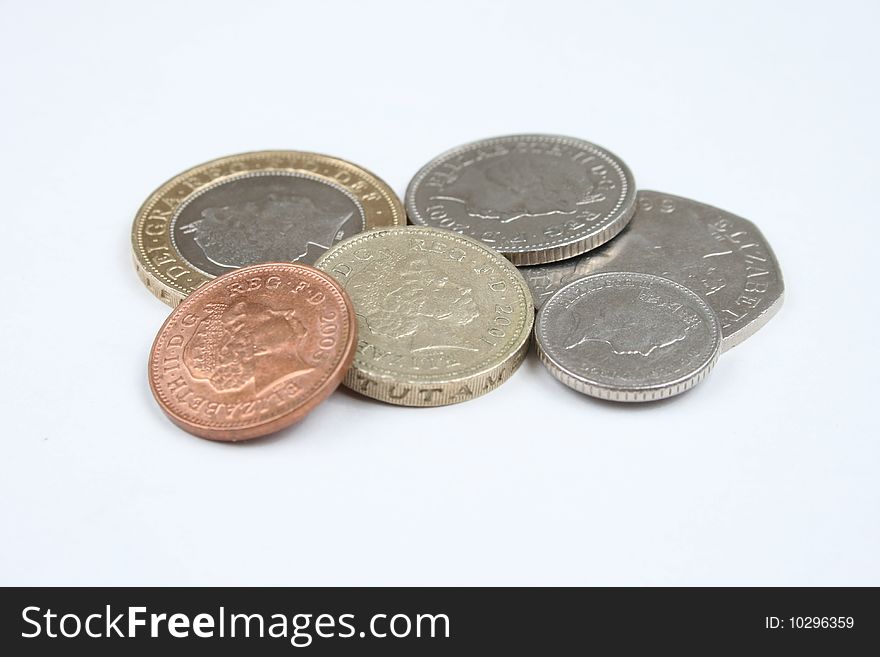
[148,263,357,441]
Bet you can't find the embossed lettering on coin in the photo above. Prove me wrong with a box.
[148,263,357,441]
[521,190,784,351]
[535,272,722,402]
[406,135,636,265]
[132,151,405,307]
[315,226,534,406]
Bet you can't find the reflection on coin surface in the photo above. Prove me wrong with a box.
[315,227,534,406]
[405,134,636,265]
[148,263,357,441]
[132,151,404,307]
[521,190,784,351]
[535,272,721,402]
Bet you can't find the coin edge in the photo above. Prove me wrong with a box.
[316,226,536,406]
[534,272,722,402]
[404,134,637,263]
[148,262,358,440]
[132,150,405,308]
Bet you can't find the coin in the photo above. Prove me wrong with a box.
[132,151,405,307]
[521,190,784,351]
[535,272,722,402]
[405,134,637,265]
[148,263,357,441]
[315,226,534,406]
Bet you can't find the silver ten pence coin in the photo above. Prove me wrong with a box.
[522,190,784,351]
[405,134,637,265]
[535,272,722,402]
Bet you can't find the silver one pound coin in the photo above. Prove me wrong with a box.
[406,134,637,265]
[535,272,722,402]
[522,190,784,351]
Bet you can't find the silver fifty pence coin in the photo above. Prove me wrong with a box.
[405,134,637,265]
[535,272,722,402]
[521,190,784,351]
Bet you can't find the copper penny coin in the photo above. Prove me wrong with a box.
[148,263,357,441]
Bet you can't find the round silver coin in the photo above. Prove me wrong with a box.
[521,190,784,351]
[535,272,722,402]
[172,172,367,276]
[405,134,637,265]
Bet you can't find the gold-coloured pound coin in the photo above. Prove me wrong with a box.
[316,226,534,406]
[131,151,405,307]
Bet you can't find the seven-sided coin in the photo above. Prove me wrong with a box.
[521,190,784,351]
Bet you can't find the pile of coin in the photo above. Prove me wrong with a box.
[132,136,783,440]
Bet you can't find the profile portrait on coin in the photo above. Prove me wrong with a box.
[535,272,722,402]
[437,155,600,223]
[184,300,314,394]
[348,253,480,352]
[183,192,355,269]
[560,291,693,358]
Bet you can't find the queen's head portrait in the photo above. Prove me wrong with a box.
[185,192,354,268]
[439,155,595,223]
[184,301,313,394]
[561,293,690,358]
[349,254,480,352]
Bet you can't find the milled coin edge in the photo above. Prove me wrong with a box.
[343,331,531,407]
[404,134,637,263]
[316,226,536,407]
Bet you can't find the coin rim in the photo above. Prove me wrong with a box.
[534,272,722,402]
[148,262,358,441]
[315,226,535,406]
[404,134,637,265]
[168,169,368,278]
[132,150,405,308]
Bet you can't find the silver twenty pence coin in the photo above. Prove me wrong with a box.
[405,134,637,265]
[535,272,722,402]
[521,190,784,351]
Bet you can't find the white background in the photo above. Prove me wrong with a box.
[2,0,877,585]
